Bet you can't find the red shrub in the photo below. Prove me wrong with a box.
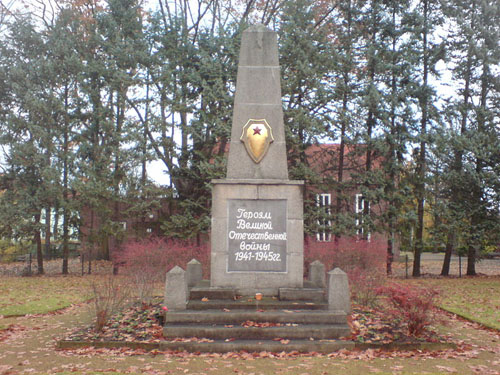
[89,275,130,332]
[305,236,387,306]
[377,283,438,336]
[112,237,209,304]
[304,236,386,273]
[115,237,209,276]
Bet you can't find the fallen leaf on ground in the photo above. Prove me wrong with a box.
[436,365,458,373]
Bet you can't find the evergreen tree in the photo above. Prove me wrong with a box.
[408,0,444,276]
[0,16,62,273]
[143,2,238,239]
[278,0,337,236]
[329,0,363,239]
[69,0,146,259]
[378,0,416,274]
[434,0,499,275]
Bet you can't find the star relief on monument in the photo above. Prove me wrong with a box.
[240,119,274,163]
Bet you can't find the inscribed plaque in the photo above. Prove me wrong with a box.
[227,199,287,272]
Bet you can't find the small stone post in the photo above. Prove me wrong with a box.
[327,268,351,314]
[164,266,188,310]
[308,260,326,288]
[186,259,203,287]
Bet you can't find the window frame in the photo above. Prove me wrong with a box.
[355,193,370,241]
[316,193,332,242]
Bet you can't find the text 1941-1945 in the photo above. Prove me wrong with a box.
[227,199,287,272]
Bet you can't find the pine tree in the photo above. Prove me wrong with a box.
[379,0,416,274]
[408,0,444,276]
[143,1,238,239]
[0,16,63,273]
[435,0,500,276]
[278,0,337,236]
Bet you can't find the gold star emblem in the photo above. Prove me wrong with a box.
[240,119,274,163]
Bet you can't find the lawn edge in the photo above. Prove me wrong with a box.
[1,298,93,318]
[437,306,500,331]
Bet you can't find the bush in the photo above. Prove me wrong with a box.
[113,237,209,304]
[377,282,438,336]
[89,275,130,332]
[305,236,387,307]
[347,267,386,308]
[304,236,386,273]
[0,239,31,262]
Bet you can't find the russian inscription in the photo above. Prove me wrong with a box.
[227,199,287,272]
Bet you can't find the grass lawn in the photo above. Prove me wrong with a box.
[401,276,500,330]
[1,274,499,374]
[1,274,498,328]
[0,275,93,316]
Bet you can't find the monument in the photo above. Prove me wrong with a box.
[162,25,351,352]
[210,24,304,295]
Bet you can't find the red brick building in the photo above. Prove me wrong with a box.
[80,143,398,258]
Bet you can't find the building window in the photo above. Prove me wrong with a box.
[316,193,332,242]
[355,194,370,241]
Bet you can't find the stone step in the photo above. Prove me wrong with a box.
[187,299,328,311]
[189,287,236,300]
[165,310,347,325]
[163,324,351,340]
[278,288,325,302]
[159,339,355,353]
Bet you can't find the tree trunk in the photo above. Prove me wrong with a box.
[62,84,70,275]
[413,0,429,277]
[440,231,454,276]
[52,203,59,242]
[442,9,473,277]
[386,3,399,276]
[335,0,351,243]
[413,199,424,277]
[387,234,394,275]
[466,29,489,277]
[34,212,44,275]
[62,206,69,274]
[466,238,477,276]
[362,0,377,242]
[45,206,51,259]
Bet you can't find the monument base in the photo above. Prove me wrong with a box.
[210,179,304,295]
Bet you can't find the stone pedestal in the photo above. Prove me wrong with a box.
[327,268,351,314]
[210,179,304,295]
[164,266,188,311]
[186,259,203,287]
[309,260,326,288]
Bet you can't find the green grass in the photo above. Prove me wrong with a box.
[404,276,500,330]
[1,274,499,374]
[0,275,92,316]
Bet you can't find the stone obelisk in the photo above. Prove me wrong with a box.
[210,25,304,295]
